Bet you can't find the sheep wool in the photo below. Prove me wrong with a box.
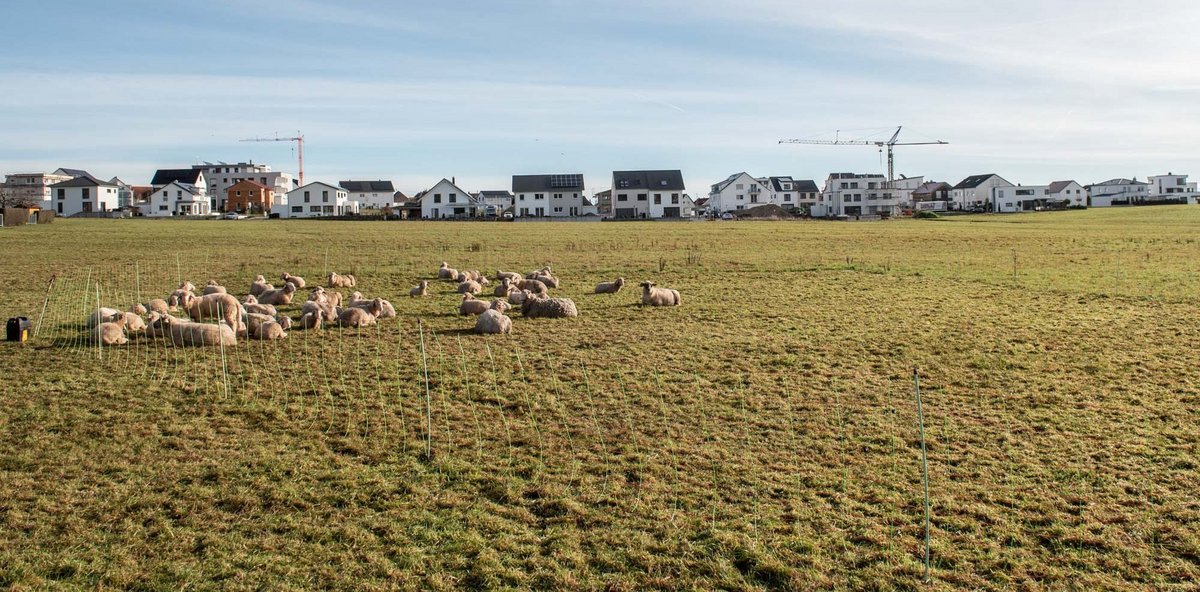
[202,280,227,295]
[457,280,483,295]
[521,296,578,319]
[474,307,513,334]
[410,280,428,297]
[146,299,169,315]
[514,278,548,295]
[257,283,297,306]
[327,272,356,288]
[183,292,244,334]
[508,289,533,305]
[494,270,522,282]
[639,281,682,307]
[150,316,237,347]
[438,262,459,281]
[94,312,128,345]
[281,273,306,289]
[594,277,626,294]
[249,276,273,297]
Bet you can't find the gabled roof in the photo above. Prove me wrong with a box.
[693,197,710,207]
[54,168,91,178]
[339,180,395,192]
[912,181,951,196]
[1047,180,1079,194]
[479,190,514,197]
[50,173,117,188]
[288,181,345,195]
[613,170,685,191]
[952,174,1002,190]
[1091,178,1147,187]
[393,190,408,200]
[711,172,752,193]
[417,178,478,204]
[512,174,585,193]
[228,179,270,191]
[792,179,819,193]
[152,168,204,186]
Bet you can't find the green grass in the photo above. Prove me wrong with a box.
[0,208,1198,590]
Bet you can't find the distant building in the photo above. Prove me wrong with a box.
[512,174,586,217]
[1047,180,1086,207]
[950,174,1013,211]
[611,170,686,218]
[187,162,294,212]
[910,181,952,211]
[140,181,211,217]
[1147,173,1198,202]
[339,180,396,209]
[226,180,273,214]
[49,173,119,216]
[2,170,77,208]
[594,189,612,217]
[814,172,901,217]
[891,175,925,207]
[1086,178,1149,207]
[280,182,358,218]
[416,178,479,219]
[476,190,513,216]
[708,173,817,213]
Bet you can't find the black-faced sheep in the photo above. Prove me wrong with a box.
[327,272,356,288]
[202,280,227,295]
[639,281,681,306]
[249,275,273,297]
[410,280,428,297]
[281,272,306,289]
[474,301,513,334]
[521,295,578,319]
[257,282,297,306]
[457,280,483,295]
[594,277,625,294]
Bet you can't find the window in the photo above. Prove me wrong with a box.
[654,194,662,204]
[617,179,630,188]
[177,190,183,198]
[449,193,457,203]
[735,184,743,190]
[534,193,544,199]
[324,206,334,213]
[737,194,744,200]
[553,206,563,213]
[672,194,680,204]
[304,191,310,203]
[292,206,302,213]
[322,190,329,202]
[57,203,62,214]
[310,206,321,212]
[57,189,64,200]
[433,194,442,204]
[82,188,90,199]
[637,193,647,201]
[519,194,525,201]
[236,190,242,197]
[159,205,168,211]
[617,193,628,202]
[783,194,792,202]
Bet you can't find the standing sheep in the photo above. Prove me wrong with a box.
[594,277,626,294]
[474,300,513,334]
[639,281,682,306]
[257,283,297,306]
[281,272,306,289]
[410,280,428,297]
[521,295,578,319]
[249,275,273,297]
[327,272,356,288]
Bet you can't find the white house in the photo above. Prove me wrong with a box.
[476,190,513,216]
[891,175,925,208]
[417,178,480,219]
[1148,173,1198,202]
[512,174,587,217]
[339,180,396,209]
[813,172,900,217]
[707,173,819,213]
[1086,178,1149,207]
[281,182,359,218]
[189,162,294,211]
[139,181,211,217]
[611,170,687,218]
[48,174,119,216]
[1047,180,1086,207]
[950,174,1014,211]
[992,185,1049,213]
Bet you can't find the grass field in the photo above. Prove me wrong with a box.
[1,208,1198,590]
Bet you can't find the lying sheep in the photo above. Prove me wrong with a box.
[514,278,548,295]
[301,300,338,323]
[456,270,489,285]
[148,314,237,347]
[494,270,522,283]
[249,275,273,297]
[640,281,681,307]
[521,295,578,319]
[460,294,511,316]
[347,292,395,318]
[86,307,121,328]
[438,262,458,281]
[410,280,428,297]
[457,280,483,295]
[257,282,297,306]
[527,266,552,279]
[508,289,533,305]
[281,272,306,289]
[494,278,516,297]
[130,303,148,316]
[474,300,513,334]
[252,320,287,340]
[242,295,277,316]
[327,272,356,288]
[242,312,291,338]
[182,292,243,334]
[93,312,128,345]
[169,282,195,310]
[531,273,560,289]
[202,280,227,295]
[594,277,626,294]
[298,311,323,330]
[339,298,383,328]
[146,299,169,315]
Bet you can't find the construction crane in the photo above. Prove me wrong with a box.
[778,126,947,183]
[240,131,305,185]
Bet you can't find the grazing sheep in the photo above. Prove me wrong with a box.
[148,315,237,347]
[594,277,626,294]
[281,272,306,289]
[146,299,169,315]
[521,295,578,319]
[327,272,356,288]
[410,280,428,297]
[514,278,548,295]
[494,270,523,282]
[438,262,458,280]
[202,280,227,295]
[257,282,297,306]
[457,280,483,295]
[298,311,323,330]
[94,314,128,345]
[508,289,533,305]
[338,298,382,328]
[182,292,244,334]
[249,275,273,297]
[639,281,682,307]
[494,278,516,297]
[474,301,513,334]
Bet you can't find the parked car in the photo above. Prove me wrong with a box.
[720,212,735,220]
[223,212,243,220]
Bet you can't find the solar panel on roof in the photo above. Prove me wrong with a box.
[549,174,582,188]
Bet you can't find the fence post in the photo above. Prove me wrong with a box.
[913,367,932,581]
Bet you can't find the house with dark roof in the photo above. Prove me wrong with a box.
[339,180,396,209]
[53,168,91,178]
[476,190,513,216]
[910,181,951,204]
[611,170,686,218]
[49,174,119,216]
[1047,181,1086,207]
[416,178,479,219]
[1085,178,1149,207]
[707,173,818,214]
[151,168,206,188]
[950,174,1013,211]
[511,174,586,217]
[140,181,211,217]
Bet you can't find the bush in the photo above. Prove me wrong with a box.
[914,210,940,219]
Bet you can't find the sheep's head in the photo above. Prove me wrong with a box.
[112,311,127,327]
[167,294,179,309]
[369,298,384,316]
[419,280,428,288]
[283,283,297,294]
[254,274,265,282]
[491,299,511,312]
[244,294,258,304]
[462,293,474,301]
[615,277,626,287]
[207,279,219,286]
[131,303,148,315]
[640,281,655,290]
[179,281,195,292]
[440,261,448,268]
[276,315,293,330]
[281,273,291,280]
[350,291,363,302]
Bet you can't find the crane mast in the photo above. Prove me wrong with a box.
[778,126,948,184]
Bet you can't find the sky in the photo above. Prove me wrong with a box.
[2,0,1199,195]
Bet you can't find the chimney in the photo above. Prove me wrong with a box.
[452,176,456,185]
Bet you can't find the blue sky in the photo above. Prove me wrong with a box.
[3,0,1199,194]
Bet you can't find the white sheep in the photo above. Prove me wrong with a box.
[521,295,578,319]
[252,320,287,340]
[257,283,297,306]
[327,272,356,288]
[457,280,483,295]
[594,277,626,294]
[202,279,227,295]
[494,270,522,282]
[639,281,681,306]
[300,300,338,323]
[281,272,306,289]
[438,262,458,280]
[86,307,121,328]
[130,303,148,316]
[410,280,428,297]
[514,278,548,295]
[458,294,510,316]
[298,311,323,330]
[149,314,236,347]
[338,298,382,328]
[146,299,169,315]
[494,278,517,297]
[508,289,533,305]
[531,273,560,289]
[182,292,244,334]
[526,266,552,279]
[243,301,278,316]
[249,275,273,297]
[93,312,128,345]
[474,301,513,334]
[347,292,395,318]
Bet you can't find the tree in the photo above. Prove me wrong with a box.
[0,185,39,209]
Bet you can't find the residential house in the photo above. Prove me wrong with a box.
[191,162,294,211]
[1047,180,1086,207]
[950,174,1013,211]
[708,172,818,213]
[891,175,925,207]
[992,184,1050,213]
[339,180,396,209]
[226,180,273,214]
[1,170,77,208]
[771,177,820,212]
[611,170,686,218]
[109,177,134,209]
[280,182,359,218]
[910,181,951,211]
[49,173,119,216]
[813,172,900,217]
[512,174,586,217]
[594,190,612,217]
[1148,173,1198,203]
[140,181,211,217]
[1086,178,1149,207]
[418,178,480,219]
[691,197,710,215]
[476,190,514,216]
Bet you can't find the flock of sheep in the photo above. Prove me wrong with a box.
[83,264,681,345]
